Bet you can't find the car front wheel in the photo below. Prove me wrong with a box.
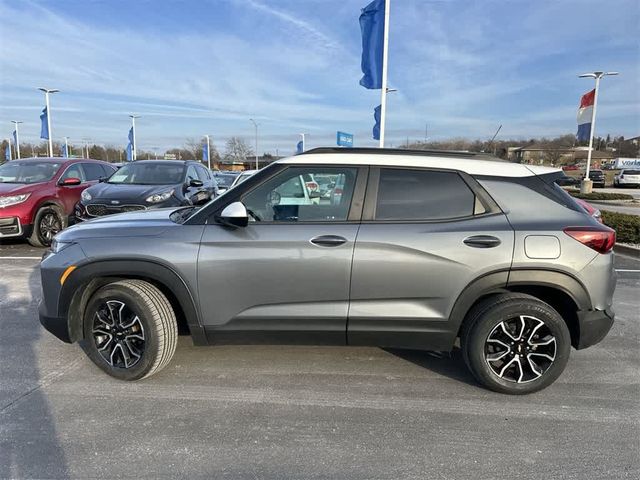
[461,293,571,394]
[80,279,178,380]
[28,206,63,247]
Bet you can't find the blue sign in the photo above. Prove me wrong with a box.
[337,131,354,148]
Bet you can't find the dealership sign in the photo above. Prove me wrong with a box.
[336,131,354,148]
[615,157,640,168]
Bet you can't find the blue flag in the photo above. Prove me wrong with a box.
[359,0,385,89]
[40,107,49,139]
[202,143,208,162]
[126,127,134,161]
[296,141,303,154]
[5,143,11,161]
[12,129,17,147]
[61,143,68,158]
[373,105,381,140]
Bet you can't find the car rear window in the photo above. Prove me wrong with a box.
[375,168,475,221]
[623,170,640,175]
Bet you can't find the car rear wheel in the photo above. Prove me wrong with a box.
[461,293,571,394]
[80,279,178,381]
[28,206,64,247]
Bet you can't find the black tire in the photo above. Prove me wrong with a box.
[460,293,571,394]
[79,279,178,381]
[28,206,64,247]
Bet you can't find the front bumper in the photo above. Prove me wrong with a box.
[39,301,72,343]
[576,307,614,349]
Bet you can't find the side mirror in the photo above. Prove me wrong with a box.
[59,177,82,186]
[189,179,204,188]
[98,176,107,183]
[216,201,248,228]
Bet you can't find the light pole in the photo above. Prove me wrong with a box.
[11,121,22,158]
[38,88,59,156]
[249,118,259,169]
[578,71,618,193]
[204,134,211,170]
[129,114,140,161]
[63,136,69,157]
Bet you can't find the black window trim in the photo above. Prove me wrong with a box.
[362,166,501,224]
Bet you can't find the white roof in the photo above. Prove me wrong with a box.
[278,152,560,178]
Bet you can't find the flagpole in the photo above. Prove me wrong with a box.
[584,76,599,180]
[64,136,69,158]
[130,114,140,161]
[205,134,211,170]
[38,88,59,156]
[578,71,618,193]
[11,121,22,159]
[300,133,306,152]
[378,0,391,148]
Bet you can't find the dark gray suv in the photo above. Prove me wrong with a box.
[39,148,617,394]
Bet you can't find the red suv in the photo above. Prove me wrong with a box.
[0,157,117,246]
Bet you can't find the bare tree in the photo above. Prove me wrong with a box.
[224,137,253,163]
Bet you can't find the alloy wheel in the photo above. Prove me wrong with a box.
[39,212,61,243]
[92,300,145,369]
[484,315,557,383]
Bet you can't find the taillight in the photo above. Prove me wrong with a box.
[564,226,616,254]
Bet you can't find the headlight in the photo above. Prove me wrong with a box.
[50,239,74,254]
[81,190,92,202]
[145,189,174,203]
[0,193,31,208]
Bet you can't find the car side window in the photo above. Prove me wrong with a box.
[375,168,475,221]
[60,164,85,182]
[186,166,199,183]
[196,166,210,181]
[101,164,117,178]
[242,167,358,223]
[82,162,104,181]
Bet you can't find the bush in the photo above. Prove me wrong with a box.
[601,211,640,244]
[569,191,634,201]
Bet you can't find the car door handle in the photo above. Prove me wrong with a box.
[463,235,502,248]
[310,235,348,247]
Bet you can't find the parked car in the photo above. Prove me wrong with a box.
[574,198,602,223]
[562,165,579,171]
[230,169,258,188]
[0,157,116,246]
[613,169,640,188]
[212,171,240,194]
[554,174,580,187]
[40,147,616,394]
[74,160,218,221]
[588,169,606,188]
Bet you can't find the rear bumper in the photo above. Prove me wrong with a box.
[39,300,72,343]
[576,307,614,349]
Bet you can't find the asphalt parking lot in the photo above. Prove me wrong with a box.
[1,241,638,479]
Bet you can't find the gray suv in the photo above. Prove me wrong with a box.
[39,148,617,394]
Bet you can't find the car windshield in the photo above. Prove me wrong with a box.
[107,163,185,185]
[0,161,61,184]
[214,173,237,188]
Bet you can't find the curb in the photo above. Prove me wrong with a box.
[614,244,640,259]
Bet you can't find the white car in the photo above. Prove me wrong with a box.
[614,169,640,188]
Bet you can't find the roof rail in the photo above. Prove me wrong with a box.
[299,147,498,160]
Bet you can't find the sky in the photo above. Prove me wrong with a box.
[0,0,639,156]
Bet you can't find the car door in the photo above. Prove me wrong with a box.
[184,165,205,204]
[348,167,514,351]
[56,163,87,213]
[196,165,217,200]
[196,165,366,344]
